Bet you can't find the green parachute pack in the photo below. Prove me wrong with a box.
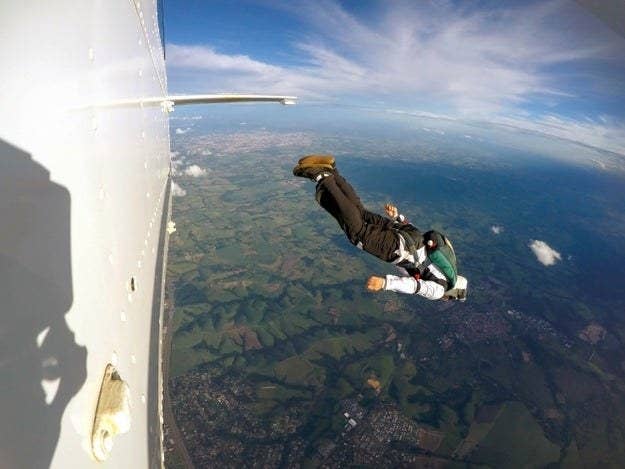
[423,230,458,289]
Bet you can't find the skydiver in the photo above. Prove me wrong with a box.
[293,155,467,301]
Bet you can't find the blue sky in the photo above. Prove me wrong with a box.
[164,0,625,155]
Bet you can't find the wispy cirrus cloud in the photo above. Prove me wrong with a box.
[166,0,625,155]
[493,114,625,156]
[168,44,283,75]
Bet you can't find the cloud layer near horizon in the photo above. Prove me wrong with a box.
[529,240,562,266]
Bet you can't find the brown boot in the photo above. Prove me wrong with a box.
[292,163,334,180]
[298,154,336,167]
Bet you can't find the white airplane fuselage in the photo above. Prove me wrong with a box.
[1,1,169,467]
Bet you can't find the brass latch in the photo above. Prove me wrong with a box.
[91,364,131,461]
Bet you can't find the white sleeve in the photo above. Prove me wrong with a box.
[415,280,446,300]
[384,275,418,294]
[384,275,445,300]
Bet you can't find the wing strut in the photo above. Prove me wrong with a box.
[161,94,296,112]
[167,94,296,106]
[71,94,297,112]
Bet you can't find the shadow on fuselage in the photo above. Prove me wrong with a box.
[0,138,87,469]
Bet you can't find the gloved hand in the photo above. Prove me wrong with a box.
[366,276,385,292]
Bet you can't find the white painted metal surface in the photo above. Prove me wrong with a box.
[1,0,169,467]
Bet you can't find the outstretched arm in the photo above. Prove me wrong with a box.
[366,275,445,300]
[359,203,407,228]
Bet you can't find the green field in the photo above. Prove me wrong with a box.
[469,402,560,468]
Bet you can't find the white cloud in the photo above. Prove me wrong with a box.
[172,181,187,197]
[168,1,615,109]
[493,114,625,157]
[491,225,503,235]
[184,164,207,177]
[529,240,562,266]
[167,43,283,75]
[166,0,625,156]
[389,108,625,162]
[175,127,191,135]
